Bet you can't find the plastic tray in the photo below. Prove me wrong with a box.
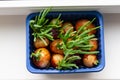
[26,11,105,74]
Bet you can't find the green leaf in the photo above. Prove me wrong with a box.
[75,44,93,48]
[39,36,48,46]
[94,60,99,65]
[77,21,90,34]
[76,18,96,35]
[34,24,42,28]
[72,49,99,54]
[79,26,100,38]
[57,59,79,70]
[66,41,75,49]
[66,56,81,63]
[43,19,49,26]
[44,34,54,41]
[80,34,95,41]
[38,8,51,25]
[61,63,79,69]
[30,51,41,61]
[80,47,91,50]
[63,27,73,42]
[29,8,54,42]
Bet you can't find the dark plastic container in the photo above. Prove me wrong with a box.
[26,11,105,74]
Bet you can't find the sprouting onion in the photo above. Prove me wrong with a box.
[57,18,100,70]
[29,8,63,46]
[29,8,53,46]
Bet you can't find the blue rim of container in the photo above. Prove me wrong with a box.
[26,10,105,74]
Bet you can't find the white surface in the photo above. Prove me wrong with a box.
[0,13,120,79]
[0,0,120,7]
[1,1,120,15]
[1,6,120,15]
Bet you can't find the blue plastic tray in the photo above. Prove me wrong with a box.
[26,11,105,74]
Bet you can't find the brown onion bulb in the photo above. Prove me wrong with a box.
[75,19,96,34]
[50,39,64,55]
[31,48,51,68]
[51,54,64,68]
[34,38,49,48]
[83,54,98,67]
